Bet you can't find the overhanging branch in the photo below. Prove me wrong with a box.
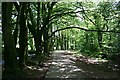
[48,26,120,39]
[49,10,83,21]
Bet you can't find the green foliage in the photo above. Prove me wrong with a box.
[51,1,120,62]
[3,2,120,77]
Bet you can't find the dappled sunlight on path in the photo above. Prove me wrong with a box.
[46,50,89,78]
[46,50,119,78]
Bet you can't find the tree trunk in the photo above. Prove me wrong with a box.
[43,29,49,53]
[13,25,19,47]
[28,3,42,55]
[13,3,20,47]
[19,3,27,70]
[61,33,64,50]
[42,2,50,54]
[97,31,102,48]
[2,2,18,77]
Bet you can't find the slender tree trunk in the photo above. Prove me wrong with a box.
[58,30,61,50]
[61,33,64,50]
[97,31,102,48]
[49,25,54,50]
[13,25,19,47]
[19,3,27,70]
[65,30,68,50]
[56,26,59,50]
[43,29,49,53]
[42,2,50,54]
[28,3,41,55]
[36,2,42,55]
[13,3,20,47]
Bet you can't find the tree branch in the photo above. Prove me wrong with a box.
[48,26,120,39]
[49,10,83,21]
[80,4,96,26]
[50,2,57,10]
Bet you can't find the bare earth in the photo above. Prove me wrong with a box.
[45,50,119,79]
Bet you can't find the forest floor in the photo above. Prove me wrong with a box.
[25,50,120,79]
[24,59,52,78]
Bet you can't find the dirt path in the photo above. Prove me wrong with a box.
[45,50,119,78]
[45,50,90,78]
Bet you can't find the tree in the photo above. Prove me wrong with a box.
[19,2,28,70]
[2,2,19,78]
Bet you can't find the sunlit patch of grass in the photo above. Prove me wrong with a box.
[71,51,108,65]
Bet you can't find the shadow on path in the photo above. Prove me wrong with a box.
[45,50,119,79]
[46,50,91,78]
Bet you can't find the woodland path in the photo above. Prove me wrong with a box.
[45,50,119,79]
[45,50,87,78]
